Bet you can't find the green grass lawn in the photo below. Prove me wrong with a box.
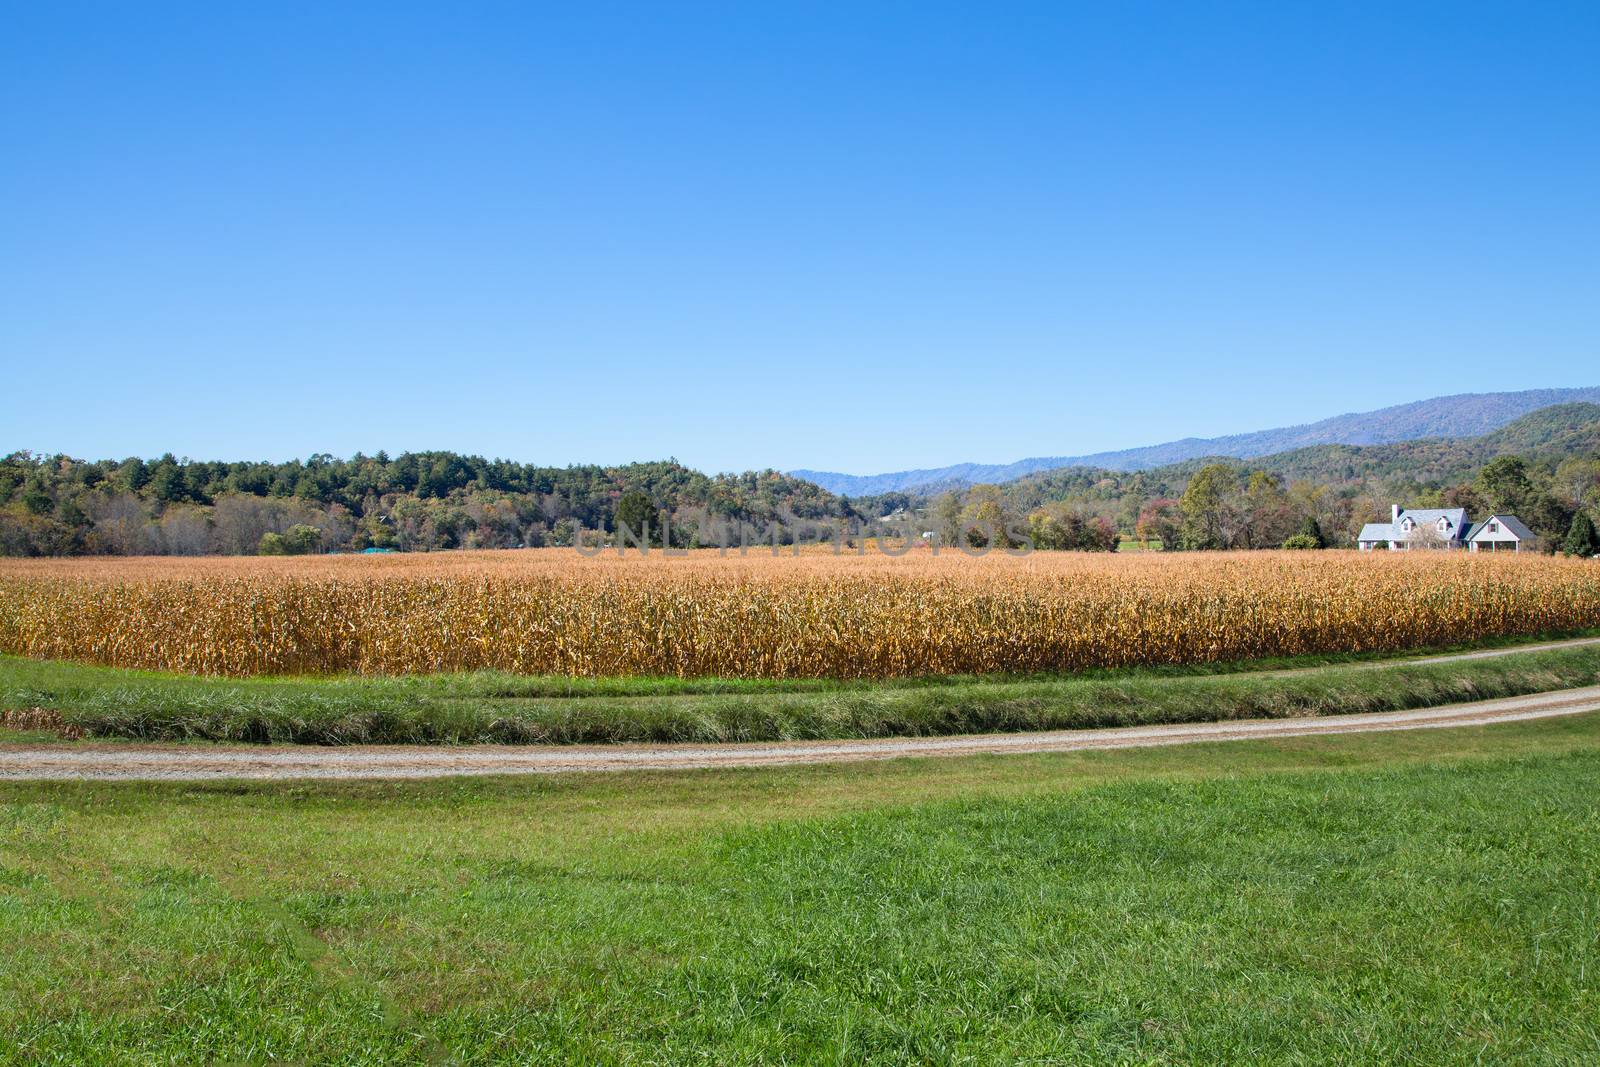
[6,635,1600,745]
[3,715,1599,1064]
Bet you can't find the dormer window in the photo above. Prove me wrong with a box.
[1437,518,1450,533]
[1401,518,1414,532]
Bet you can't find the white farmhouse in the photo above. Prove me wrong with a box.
[1464,514,1535,553]
[1357,506,1533,553]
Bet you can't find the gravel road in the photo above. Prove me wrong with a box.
[4,684,1598,781]
[1289,635,1600,672]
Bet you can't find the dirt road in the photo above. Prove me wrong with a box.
[1287,635,1600,672]
[3,684,1597,781]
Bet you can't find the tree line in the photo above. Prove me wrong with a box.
[4,427,1600,557]
[0,452,856,557]
[923,450,1600,554]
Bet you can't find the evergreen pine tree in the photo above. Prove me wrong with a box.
[1564,511,1600,557]
[1297,515,1326,548]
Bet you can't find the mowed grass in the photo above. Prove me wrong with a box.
[6,638,1600,744]
[3,716,1599,1064]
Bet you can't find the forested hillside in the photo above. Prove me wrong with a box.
[920,403,1600,552]
[1134,403,1600,489]
[0,452,850,556]
[796,387,1600,494]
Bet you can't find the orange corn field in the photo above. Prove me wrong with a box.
[2,548,1598,679]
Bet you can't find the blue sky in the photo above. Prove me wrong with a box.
[3,2,1597,475]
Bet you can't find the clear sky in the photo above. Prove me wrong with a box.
[3,2,1597,475]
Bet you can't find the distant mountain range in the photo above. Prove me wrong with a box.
[994,402,1600,515]
[792,387,1600,496]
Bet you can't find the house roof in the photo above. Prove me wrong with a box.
[1397,508,1469,533]
[1466,514,1535,541]
[1357,523,1394,543]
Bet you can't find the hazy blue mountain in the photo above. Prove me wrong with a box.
[792,387,1600,495]
[1004,402,1600,508]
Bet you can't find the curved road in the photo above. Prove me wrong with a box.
[3,684,1598,781]
[1279,635,1600,673]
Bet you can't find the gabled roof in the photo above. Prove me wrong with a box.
[1396,508,1469,533]
[1466,514,1535,541]
[1357,523,1394,543]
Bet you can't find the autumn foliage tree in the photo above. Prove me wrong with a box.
[1027,505,1119,551]
[1134,499,1181,549]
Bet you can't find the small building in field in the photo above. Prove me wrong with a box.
[1464,514,1535,553]
[1358,505,1532,552]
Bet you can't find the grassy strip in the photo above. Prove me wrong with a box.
[2,719,1598,1062]
[11,624,1600,698]
[6,641,1600,745]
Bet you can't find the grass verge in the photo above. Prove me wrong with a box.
[2,716,1598,1063]
[3,640,1600,745]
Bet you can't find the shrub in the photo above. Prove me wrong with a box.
[1296,516,1327,548]
[258,525,321,556]
[281,524,322,555]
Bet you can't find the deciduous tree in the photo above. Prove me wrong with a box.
[1180,464,1242,549]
